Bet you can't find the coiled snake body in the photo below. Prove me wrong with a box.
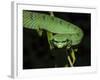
[23,10,84,66]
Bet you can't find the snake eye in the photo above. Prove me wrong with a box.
[66,39,69,42]
[66,40,72,49]
[66,39,72,44]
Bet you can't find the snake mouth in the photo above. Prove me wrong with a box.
[56,43,66,48]
[51,39,68,48]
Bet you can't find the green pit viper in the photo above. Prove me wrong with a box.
[23,10,84,66]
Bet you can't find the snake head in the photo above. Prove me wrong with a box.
[51,34,72,48]
[52,40,68,48]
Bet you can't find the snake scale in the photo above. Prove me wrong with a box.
[23,10,83,48]
[23,10,84,66]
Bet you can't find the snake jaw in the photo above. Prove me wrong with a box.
[56,43,65,48]
[52,40,68,48]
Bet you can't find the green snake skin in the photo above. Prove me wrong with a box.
[23,10,84,47]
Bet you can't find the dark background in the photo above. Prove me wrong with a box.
[23,11,91,69]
